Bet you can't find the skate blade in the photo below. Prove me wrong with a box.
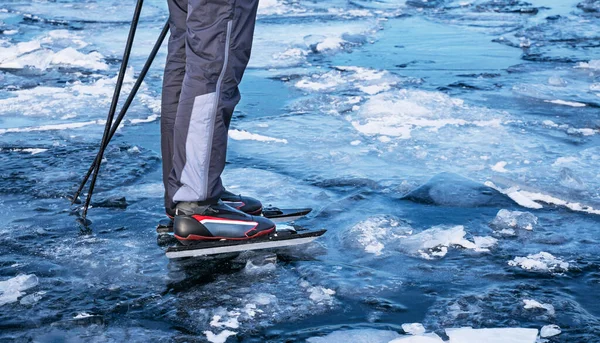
[166,230,325,259]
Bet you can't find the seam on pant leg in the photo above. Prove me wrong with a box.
[203,19,233,198]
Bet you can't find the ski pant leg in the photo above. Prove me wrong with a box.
[168,0,259,204]
[161,0,187,211]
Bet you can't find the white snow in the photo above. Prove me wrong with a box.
[204,330,236,343]
[523,299,555,315]
[73,312,94,319]
[0,148,48,155]
[316,37,345,52]
[210,315,240,329]
[129,114,159,124]
[402,323,426,335]
[544,99,586,107]
[491,161,508,173]
[445,327,538,343]
[347,90,503,140]
[0,120,102,135]
[517,190,600,215]
[228,129,288,144]
[575,60,600,70]
[540,325,561,338]
[0,274,39,306]
[508,252,569,273]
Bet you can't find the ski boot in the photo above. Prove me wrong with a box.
[173,201,276,244]
[165,189,263,219]
[220,189,263,215]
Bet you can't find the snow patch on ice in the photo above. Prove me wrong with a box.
[544,99,586,107]
[349,90,503,140]
[0,120,103,135]
[575,60,600,70]
[491,161,508,173]
[0,274,39,306]
[73,312,94,319]
[229,129,288,144]
[210,315,240,329]
[204,330,236,343]
[508,252,569,273]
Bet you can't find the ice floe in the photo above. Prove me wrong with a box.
[508,252,569,273]
[490,209,537,233]
[523,299,555,315]
[401,225,497,259]
[0,274,39,306]
[540,325,561,338]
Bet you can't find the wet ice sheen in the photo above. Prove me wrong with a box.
[1,0,600,341]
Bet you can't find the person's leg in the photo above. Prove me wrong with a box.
[167,0,276,241]
[161,0,187,214]
[168,0,260,205]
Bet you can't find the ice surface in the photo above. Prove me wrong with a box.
[306,329,401,343]
[508,252,569,273]
[0,274,39,306]
[523,299,555,315]
[445,327,538,343]
[344,215,412,256]
[540,325,561,338]
[402,323,426,335]
[389,334,444,343]
[490,209,538,231]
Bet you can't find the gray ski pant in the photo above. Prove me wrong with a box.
[161,0,259,210]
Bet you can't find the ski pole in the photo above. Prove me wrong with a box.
[80,0,144,219]
[71,21,169,206]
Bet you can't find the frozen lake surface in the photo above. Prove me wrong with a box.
[1,0,599,342]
